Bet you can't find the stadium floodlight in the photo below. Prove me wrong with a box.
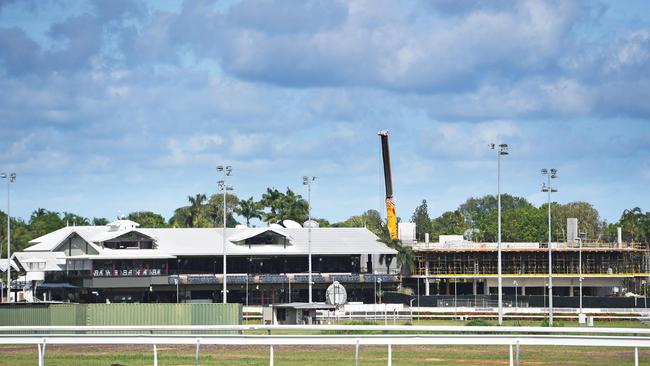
[489,143,508,326]
[217,165,233,303]
[1,172,15,302]
[303,175,316,303]
[541,168,558,326]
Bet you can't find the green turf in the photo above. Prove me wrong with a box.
[3,344,650,365]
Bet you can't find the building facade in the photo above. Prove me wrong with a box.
[13,220,398,304]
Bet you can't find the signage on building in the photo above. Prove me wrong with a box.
[92,268,163,277]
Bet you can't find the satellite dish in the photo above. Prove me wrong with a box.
[282,220,303,228]
[269,223,284,229]
[303,219,319,228]
[325,281,347,306]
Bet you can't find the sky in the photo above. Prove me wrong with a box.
[0,0,649,226]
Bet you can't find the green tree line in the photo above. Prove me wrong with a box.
[410,195,650,245]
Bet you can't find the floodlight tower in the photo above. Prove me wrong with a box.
[217,165,233,303]
[303,175,316,303]
[541,168,558,326]
[1,173,15,302]
[489,143,508,326]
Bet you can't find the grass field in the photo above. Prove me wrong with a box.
[2,344,650,365]
[1,319,649,365]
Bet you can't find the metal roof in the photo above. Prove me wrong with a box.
[23,226,397,257]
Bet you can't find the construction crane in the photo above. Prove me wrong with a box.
[378,130,398,240]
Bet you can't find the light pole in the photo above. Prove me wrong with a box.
[541,168,558,326]
[303,176,316,303]
[513,280,518,308]
[490,143,508,325]
[217,165,233,304]
[1,173,15,302]
[578,237,583,315]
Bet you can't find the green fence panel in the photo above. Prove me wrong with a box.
[191,303,242,334]
[0,303,242,333]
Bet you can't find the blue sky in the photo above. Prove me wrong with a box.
[0,0,649,225]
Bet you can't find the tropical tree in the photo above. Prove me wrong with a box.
[92,217,109,225]
[61,212,90,226]
[331,209,383,236]
[207,193,240,228]
[127,211,167,228]
[169,206,192,228]
[430,210,468,241]
[411,199,432,241]
[235,197,263,226]
[619,207,650,245]
[188,193,207,228]
[259,187,309,224]
[377,227,414,275]
[29,209,64,238]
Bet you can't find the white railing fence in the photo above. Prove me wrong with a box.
[2,325,650,366]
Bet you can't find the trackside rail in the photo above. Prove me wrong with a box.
[3,325,650,366]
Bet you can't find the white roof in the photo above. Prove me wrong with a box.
[23,225,396,257]
[13,251,66,271]
[0,259,19,272]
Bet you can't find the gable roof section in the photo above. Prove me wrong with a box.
[227,227,294,243]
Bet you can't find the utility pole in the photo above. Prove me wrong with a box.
[490,144,508,325]
[541,168,558,326]
[217,165,233,304]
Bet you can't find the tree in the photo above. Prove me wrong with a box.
[411,199,432,241]
[618,207,649,245]
[169,206,192,228]
[29,209,64,238]
[92,217,109,225]
[61,212,90,226]
[457,195,534,242]
[235,197,262,226]
[259,187,308,224]
[550,201,604,242]
[188,193,207,228]
[376,227,414,275]
[430,210,468,241]
[332,209,383,236]
[207,193,240,228]
[127,211,167,228]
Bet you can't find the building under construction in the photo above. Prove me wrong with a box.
[405,222,650,298]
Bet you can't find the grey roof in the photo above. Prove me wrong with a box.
[272,302,336,310]
[24,226,397,257]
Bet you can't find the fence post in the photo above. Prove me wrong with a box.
[195,339,200,366]
[153,344,158,366]
[355,338,360,366]
[635,347,639,366]
[515,340,520,366]
[40,339,47,366]
[37,344,42,366]
[269,345,274,366]
[509,344,513,366]
[387,344,392,366]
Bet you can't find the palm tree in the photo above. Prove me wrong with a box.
[236,197,263,226]
[169,206,192,228]
[188,193,207,228]
[376,227,414,275]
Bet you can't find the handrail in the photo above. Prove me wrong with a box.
[5,328,650,366]
[2,324,650,335]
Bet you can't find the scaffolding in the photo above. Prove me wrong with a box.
[413,248,650,277]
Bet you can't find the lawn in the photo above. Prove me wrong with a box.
[2,344,650,365]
